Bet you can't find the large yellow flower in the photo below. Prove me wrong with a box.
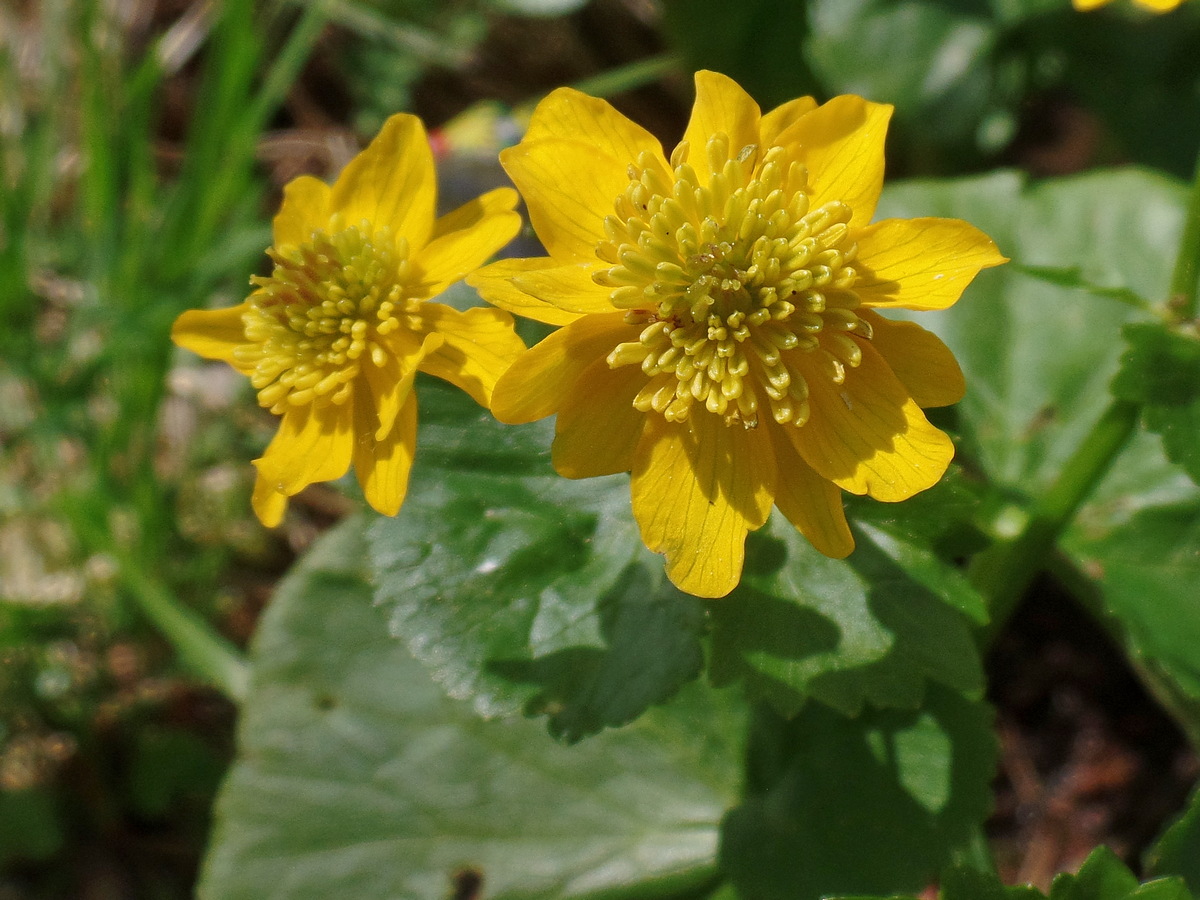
[1073,0,1182,10]
[468,71,1006,599]
[173,113,524,525]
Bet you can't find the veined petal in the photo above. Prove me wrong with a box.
[491,312,637,423]
[776,94,893,228]
[524,87,667,170]
[171,304,249,369]
[351,332,440,516]
[759,96,818,147]
[252,401,354,501]
[855,217,1007,311]
[630,414,775,598]
[416,187,522,296]
[331,113,436,251]
[680,70,761,185]
[361,348,404,442]
[859,310,964,408]
[272,175,331,249]
[360,329,430,442]
[512,262,619,316]
[500,137,628,263]
[769,428,854,559]
[789,338,954,502]
[354,388,418,517]
[468,258,584,326]
[552,359,645,478]
[416,304,526,407]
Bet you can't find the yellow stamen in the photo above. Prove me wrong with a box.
[235,220,418,415]
[597,136,870,428]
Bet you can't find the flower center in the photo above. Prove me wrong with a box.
[597,135,872,428]
[237,218,417,414]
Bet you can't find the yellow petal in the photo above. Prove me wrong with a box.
[360,331,415,442]
[171,304,249,368]
[1137,0,1183,9]
[379,330,443,440]
[524,86,666,168]
[759,96,818,147]
[416,303,526,407]
[468,257,583,326]
[854,217,1007,311]
[252,402,354,500]
[1073,0,1110,7]
[630,413,775,599]
[251,471,289,527]
[500,138,627,263]
[354,388,418,517]
[776,94,893,228]
[272,175,332,249]
[858,310,964,409]
[491,312,636,423]
[680,70,761,185]
[512,262,619,317]
[769,429,854,559]
[551,359,645,478]
[416,187,522,296]
[789,338,954,502]
[350,332,441,516]
[331,113,436,251]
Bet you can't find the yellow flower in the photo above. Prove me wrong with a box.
[1073,0,1182,10]
[173,113,524,526]
[468,71,1006,599]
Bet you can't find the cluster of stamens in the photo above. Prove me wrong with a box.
[237,218,418,414]
[598,135,872,428]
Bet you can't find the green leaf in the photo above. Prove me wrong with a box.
[1046,847,1190,900]
[1148,785,1200,895]
[709,515,984,718]
[371,380,705,740]
[1113,322,1200,484]
[1146,402,1200,488]
[1113,324,1200,408]
[720,686,995,900]
[878,169,1185,500]
[805,0,999,146]
[846,467,989,559]
[1067,502,1200,698]
[199,517,743,900]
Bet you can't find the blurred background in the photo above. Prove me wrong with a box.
[4,0,1200,896]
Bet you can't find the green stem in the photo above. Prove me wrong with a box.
[566,54,681,100]
[115,549,250,702]
[970,399,1140,639]
[972,142,1200,636]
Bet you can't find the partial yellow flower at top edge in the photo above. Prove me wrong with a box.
[468,71,1007,599]
[172,113,525,526]
[1073,0,1183,11]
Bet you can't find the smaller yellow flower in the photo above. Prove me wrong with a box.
[173,113,524,525]
[1073,0,1183,11]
